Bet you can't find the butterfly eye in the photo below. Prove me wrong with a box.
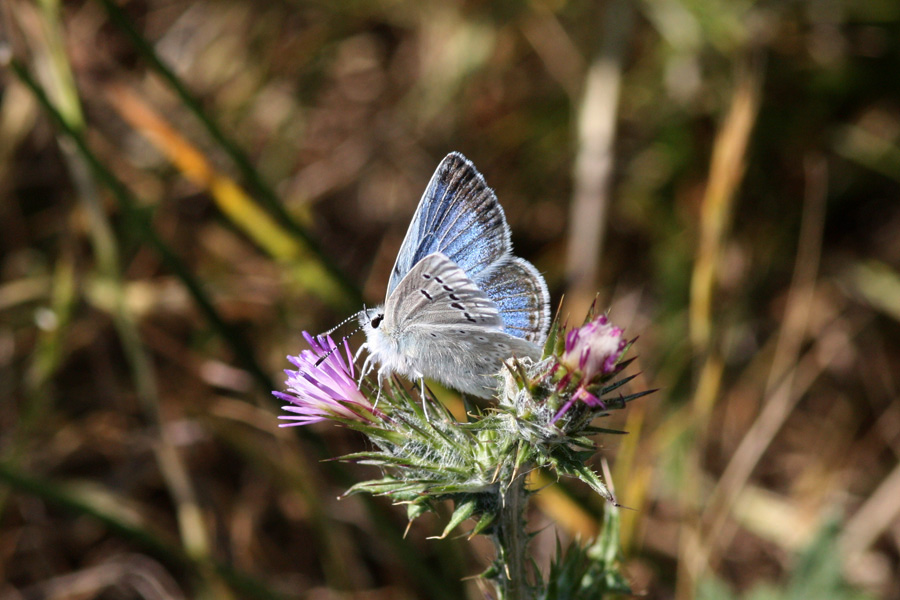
[371,314,383,328]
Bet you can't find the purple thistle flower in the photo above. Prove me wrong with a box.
[561,314,626,381]
[275,332,374,426]
[552,315,627,422]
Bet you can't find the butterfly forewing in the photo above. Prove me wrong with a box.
[387,153,511,297]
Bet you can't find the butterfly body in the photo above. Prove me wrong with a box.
[359,153,550,398]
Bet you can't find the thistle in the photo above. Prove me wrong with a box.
[274,331,378,426]
[275,311,651,599]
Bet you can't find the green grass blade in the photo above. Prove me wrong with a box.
[8,56,274,393]
[0,462,285,600]
[95,0,362,306]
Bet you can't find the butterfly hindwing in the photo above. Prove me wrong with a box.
[385,253,502,330]
[412,326,542,397]
[382,254,541,397]
[474,257,551,345]
[387,153,511,297]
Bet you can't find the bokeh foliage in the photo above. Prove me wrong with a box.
[1,0,898,598]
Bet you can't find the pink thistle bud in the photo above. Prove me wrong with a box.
[560,315,626,381]
[552,314,627,422]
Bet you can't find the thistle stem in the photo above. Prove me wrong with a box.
[492,471,532,600]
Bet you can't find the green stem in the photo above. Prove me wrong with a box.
[493,472,533,600]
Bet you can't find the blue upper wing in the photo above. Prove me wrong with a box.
[474,257,550,344]
[387,153,511,297]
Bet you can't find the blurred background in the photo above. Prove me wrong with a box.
[1,0,899,598]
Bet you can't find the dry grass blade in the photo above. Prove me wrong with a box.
[699,156,829,565]
[689,59,762,356]
[104,83,345,304]
[678,58,762,600]
[9,1,219,581]
[565,0,634,318]
[530,470,599,539]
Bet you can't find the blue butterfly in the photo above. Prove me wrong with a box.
[359,152,550,398]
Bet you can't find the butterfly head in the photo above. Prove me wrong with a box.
[360,305,386,334]
[360,304,404,370]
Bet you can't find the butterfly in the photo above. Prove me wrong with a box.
[357,152,551,399]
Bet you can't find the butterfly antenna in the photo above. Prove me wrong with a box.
[320,310,364,337]
[314,326,363,367]
[313,307,370,367]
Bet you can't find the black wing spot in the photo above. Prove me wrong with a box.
[450,302,464,310]
[435,276,444,284]
[464,313,477,323]
[422,272,432,279]
[476,336,488,342]
[443,285,453,292]
[449,294,459,300]
[421,289,433,300]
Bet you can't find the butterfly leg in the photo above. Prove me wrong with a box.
[373,366,395,408]
[372,386,382,409]
[353,342,369,365]
[419,377,430,422]
[358,353,375,389]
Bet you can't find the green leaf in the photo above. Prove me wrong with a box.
[551,459,615,504]
[542,307,562,359]
[470,510,496,537]
[407,502,431,522]
[435,499,478,539]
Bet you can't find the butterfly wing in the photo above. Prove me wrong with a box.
[411,327,541,398]
[385,253,502,330]
[474,257,551,346]
[387,153,512,298]
[381,253,540,397]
